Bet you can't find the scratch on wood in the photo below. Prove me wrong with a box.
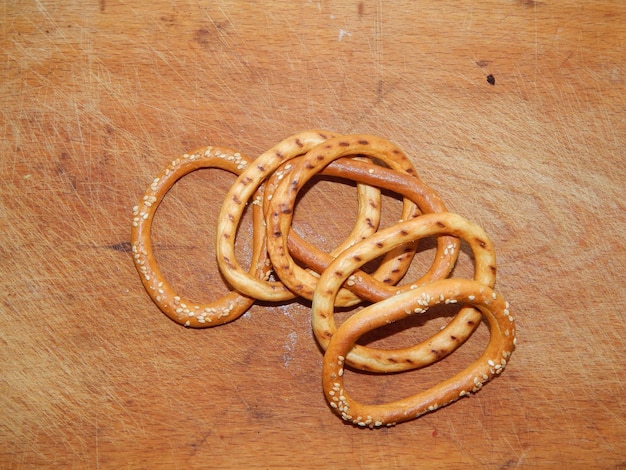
[109,241,132,253]
[375,0,383,100]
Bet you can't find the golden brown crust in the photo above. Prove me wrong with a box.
[278,157,460,303]
[130,146,266,327]
[311,212,496,372]
[264,134,459,305]
[215,130,340,302]
[130,131,516,426]
[321,278,516,428]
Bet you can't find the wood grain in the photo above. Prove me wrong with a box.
[1,1,625,468]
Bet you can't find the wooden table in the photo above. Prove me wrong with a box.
[2,1,624,468]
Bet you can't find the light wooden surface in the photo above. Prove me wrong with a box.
[2,1,625,468]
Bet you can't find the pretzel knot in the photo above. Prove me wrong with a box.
[130,130,516,427]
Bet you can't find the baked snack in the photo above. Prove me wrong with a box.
[311,211,496,372]
[266,156,456,303]
[216,130,427,305]
[264,134,459,304]
[130,131,516,426]
[130,146,266,327]
[321,278,515,428]
[215,130,339,302]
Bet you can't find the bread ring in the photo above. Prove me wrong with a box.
[216,130,341,302]
[312,212,496,372]
[216,130,420,305]
[262,155,429,306]
[265,134,460,304]
[130,147,266,327]
[321,278,516,428]
[263,155,384,258]
[275,157,460,303]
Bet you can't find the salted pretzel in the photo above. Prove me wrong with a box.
[264,134,460,304]
[130,131,516,426]
[216,130,423,304]
[321,278,516,428]
[311,211,496,372]
[263,156,385,259]
[262,155,414,308]
[130,147,267,327]
[215,130,339,302]
[264,156,460,304]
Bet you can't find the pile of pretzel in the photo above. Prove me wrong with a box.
[130,130,516,428]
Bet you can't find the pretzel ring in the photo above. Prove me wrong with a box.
[311,211,496,372]
[321,278,516,428]
[262,156,430,306]
[263,156,384,259]
[270,157,460,303]
[130,147,266,327]
[216,130,419,304]
[265,134,460,304]
[216,130,341,302]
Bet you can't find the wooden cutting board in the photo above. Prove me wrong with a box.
[2,1,625,468]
